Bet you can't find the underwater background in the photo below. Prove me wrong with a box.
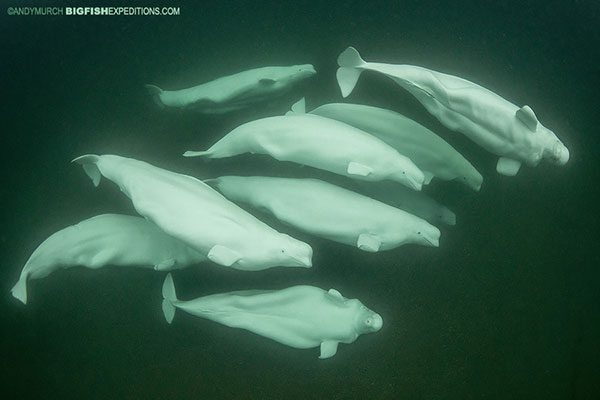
[1,1,599,399]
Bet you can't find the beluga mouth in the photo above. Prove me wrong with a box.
[553,141,570,165]
[420,228,440,247]
[291,255,313,268]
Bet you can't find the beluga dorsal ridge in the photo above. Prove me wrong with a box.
[145,64,316,113]
[336,46,570,176]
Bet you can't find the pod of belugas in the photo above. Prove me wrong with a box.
[145,64,316,113]
[288,98,482,191]
[352,181,456,226]
[72,154,313,271]
[183,114,426,191]
[161,274,383,359]
[11,214,205,305]
[336,46,570,176]
[209,176,440,251]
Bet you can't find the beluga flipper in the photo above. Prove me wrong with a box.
[161,274,383,359]
[336,46,570,175]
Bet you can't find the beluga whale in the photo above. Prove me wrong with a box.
[11,214,205,305]
[161,273,383,359]
[209,176,440,251]
[146,64,316,113]
[352,181,457,226]
[288,98,482,190]
[73,154,313,271]
[336,46,570,176]
[184,114,426,190]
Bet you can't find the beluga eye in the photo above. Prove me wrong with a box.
[366,318,372,325]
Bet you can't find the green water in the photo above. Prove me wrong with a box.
[1,1,599,399]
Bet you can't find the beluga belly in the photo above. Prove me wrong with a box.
[146,64,316,113]
[11,214,205,305]
[183,114,425,190]
[209,176,441,251]
[161,274,383,359]
[73,154,313,271]
[336,46,570,176]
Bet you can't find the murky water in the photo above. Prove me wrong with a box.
[1,1,599,399]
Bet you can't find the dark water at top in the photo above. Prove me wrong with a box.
[1,1,599,399]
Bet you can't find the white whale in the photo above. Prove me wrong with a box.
[336,46,570,176]
[73,155,313,271]
[288,98,482,191]
[209,176,441,251]
[146,64,316,113]
[353,181,456,226]
[184,114,426,190]
[11,214,204,305]
[161,273,383,359]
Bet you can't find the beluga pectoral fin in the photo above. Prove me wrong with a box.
[319,340,339,359]
[183,150,212,158]
[207,245,242,267]
[154,258,176,271]
[347,161,373,177]
[515,105,538,131]
[357,233,381,252]
[285,97,306,116]
[327,288,344,300]
[496,157,522,176]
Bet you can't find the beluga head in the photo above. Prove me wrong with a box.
[249,233,313,271]
[389,154,425,191]
[543,130,570,166]
[412,220,441,248]
[459,168,484,192]
[515,105,570,166]
[353,302,384,335]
